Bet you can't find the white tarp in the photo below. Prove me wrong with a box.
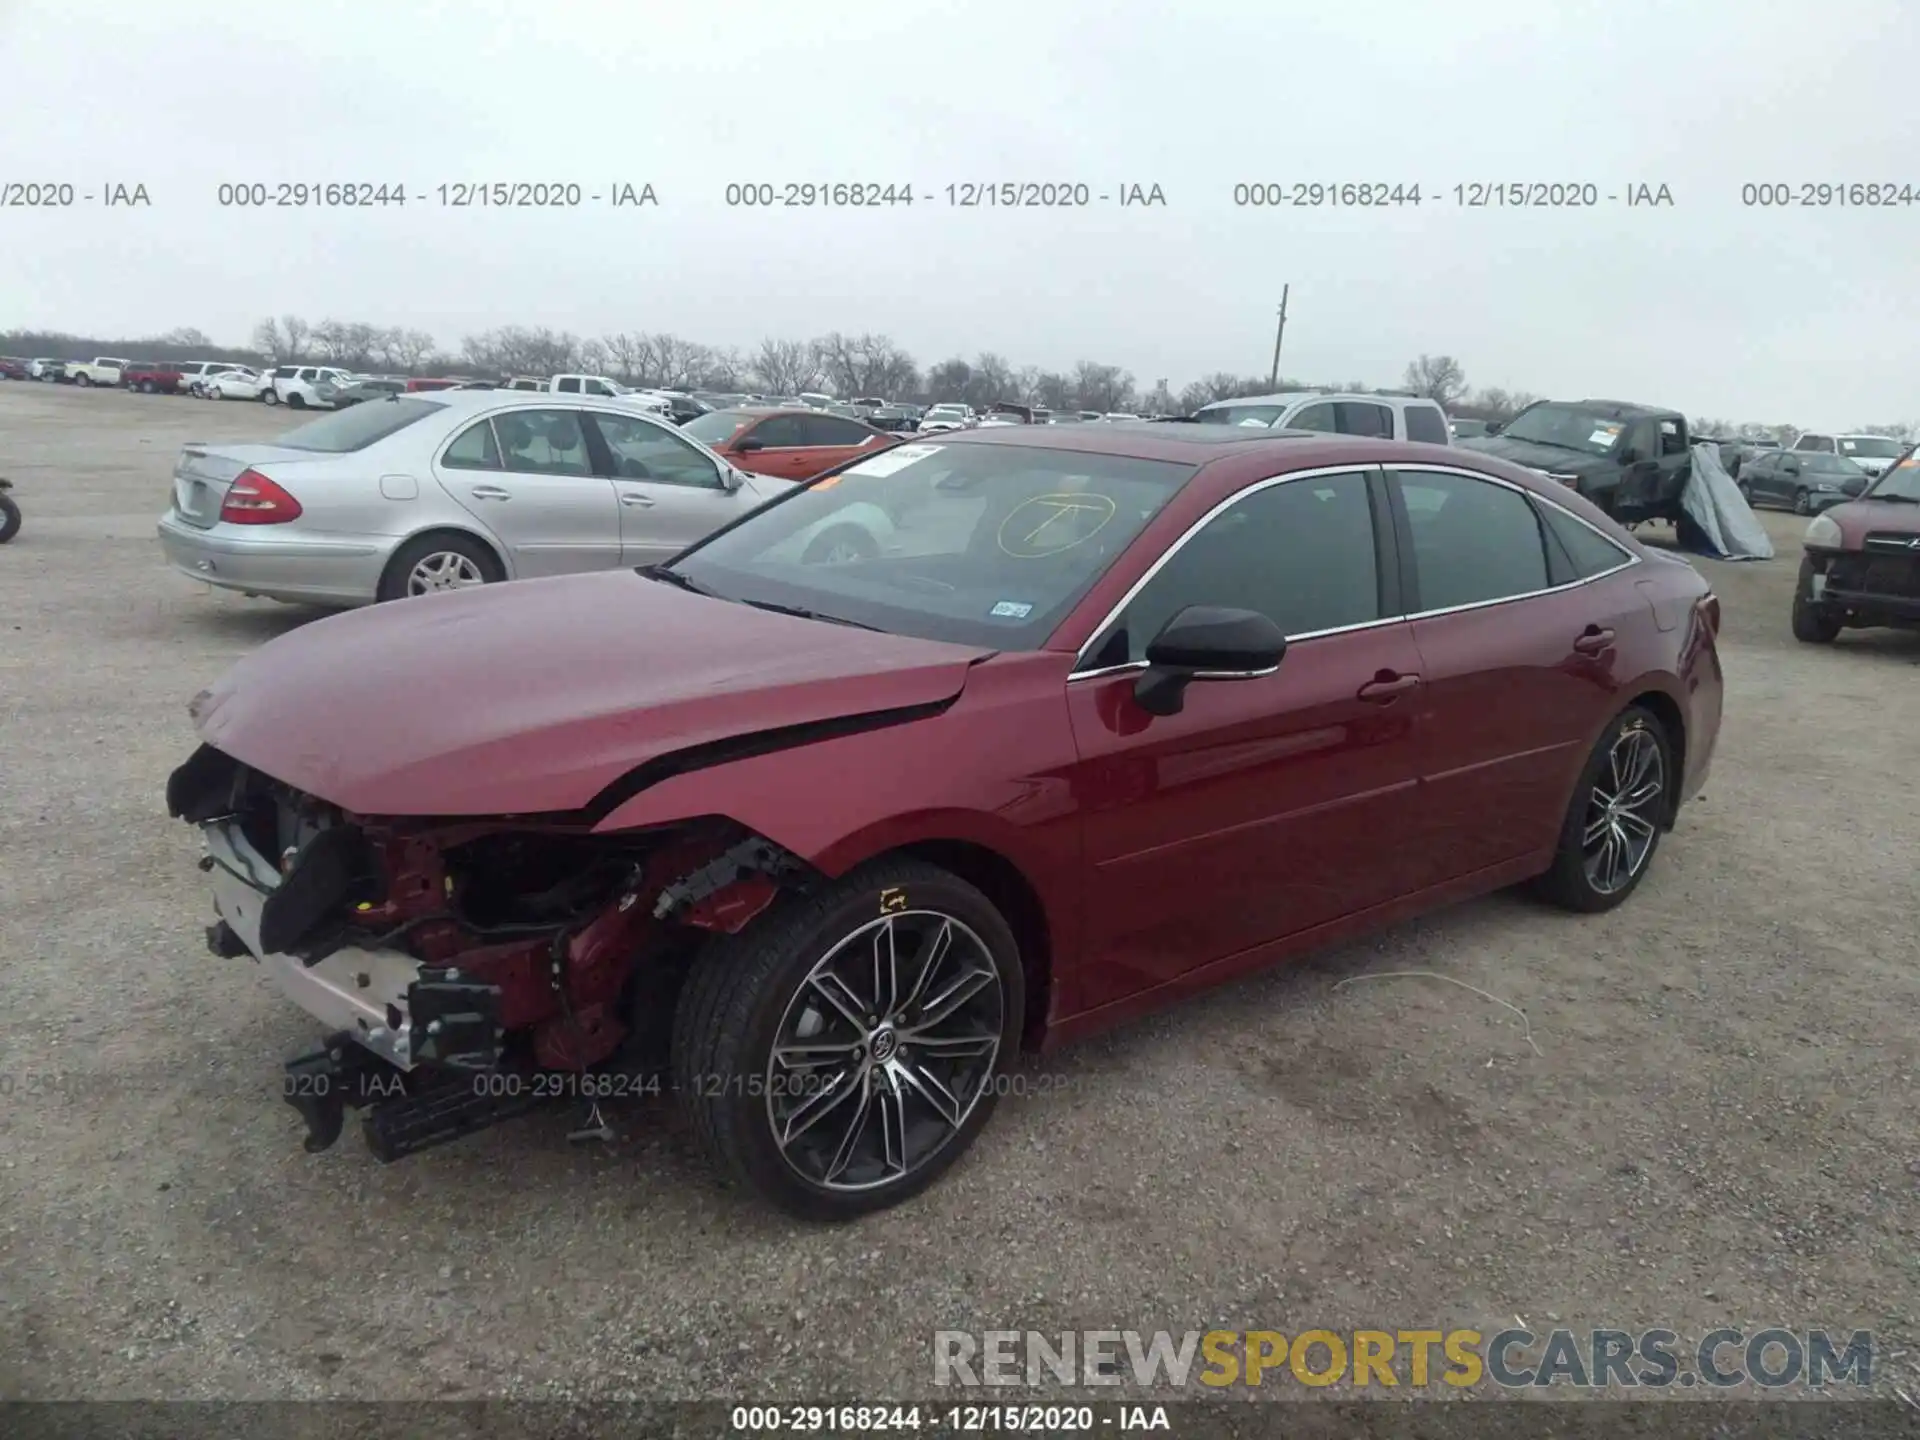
[1678,442,1773,560]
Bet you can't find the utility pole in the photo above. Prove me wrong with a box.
[1268,286,1290,388]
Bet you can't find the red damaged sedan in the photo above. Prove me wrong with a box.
[169,425,1723,1219]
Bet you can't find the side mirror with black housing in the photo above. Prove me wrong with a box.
[1132,605,1287,717]
[734,437,765,453]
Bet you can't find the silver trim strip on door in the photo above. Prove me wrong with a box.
[1068,461,1641,680]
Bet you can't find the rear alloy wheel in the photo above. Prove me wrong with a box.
[1793,488,1814,515]
[801,523,878,566]
[1533,705,1673,913]
[75,374,92,387]
[1791,557,1843,644]
[377,532,503,601]
[673,858,1024,1220]
[262,387,279,405]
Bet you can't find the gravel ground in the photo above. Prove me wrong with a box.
[2,382,1917,1406]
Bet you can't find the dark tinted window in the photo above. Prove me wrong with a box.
[1336,402,1392,438]
[442,418,501,470]
[555,377,582,393]
[745,414,807,447]
[803,414,877,446]
[1096,472,1379,664]
[1539,502,1630,579]
[1403,404,1449,444]
[275,397,445,452]
[493,408,593,475]
[1398,470,1549,609]
[1290,402,1336,433]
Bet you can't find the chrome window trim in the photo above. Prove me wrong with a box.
[1067,460,1640,680]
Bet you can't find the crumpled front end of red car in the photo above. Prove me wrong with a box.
[167,742,805,1160]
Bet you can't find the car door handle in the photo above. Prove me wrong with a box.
[469,485,511,500]
[1572,626,1616,655]
[1356,671,1420,702]
[618,492,655,507]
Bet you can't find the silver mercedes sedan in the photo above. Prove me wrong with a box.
[156,390,848,606]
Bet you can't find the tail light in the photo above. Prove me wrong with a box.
[220,468,303,524]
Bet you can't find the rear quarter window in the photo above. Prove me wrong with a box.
[1403,404,1449,444]
[276,397,445,452]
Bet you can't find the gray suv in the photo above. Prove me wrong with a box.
[1191,390,1452,443]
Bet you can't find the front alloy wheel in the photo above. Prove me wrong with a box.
[673,859,1024,1219]
[766,911,1003,1193]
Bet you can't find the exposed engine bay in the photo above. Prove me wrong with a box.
[166,742,809,1160]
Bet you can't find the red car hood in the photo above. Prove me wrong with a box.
[191,571,993,816]
[1819,496,1920,544]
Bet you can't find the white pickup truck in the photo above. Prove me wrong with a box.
[69,356,132,387]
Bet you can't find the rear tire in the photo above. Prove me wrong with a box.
[376,531,504,601]
[800,523,879,565]
[1791,558,1842,643]
[1793,488,1813,515]
[287,393,306,410]
[0,493,20,544]
[75,374,92,387]
[1531,704,1674,913]
[262,387,279,405]
[672,857,1024,1220]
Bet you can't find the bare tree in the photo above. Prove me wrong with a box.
[391,329,436,373]
[813,332,919,399]
[699,346,747,389]
[280,315,310,361]
[1032,370,1075,410]
[250,317,287,359]
[924,358,971,403]
[600,332,645,383]
[1072,361,1134,412]
[1402,354,1467,409]
[1861,422,1917,444]
[637,334,713,389]
[750,338,821,395]
[967,352,1017,409]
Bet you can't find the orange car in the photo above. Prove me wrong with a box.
[680,406,894,480]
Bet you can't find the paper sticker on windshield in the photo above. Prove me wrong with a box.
[989,600,1034,619]
[1237,417,1267,427]
[1588,426,1622,446]
[846,443,944,477]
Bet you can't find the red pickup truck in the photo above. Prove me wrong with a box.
[123,361,187,395]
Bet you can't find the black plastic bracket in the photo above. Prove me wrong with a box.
[407,969,505,1071]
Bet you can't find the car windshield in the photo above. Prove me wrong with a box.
[1839,436,1903,459]
[682,411,755,445]
[1498,405,1629,455]
[668,441,1197,648]
[1194,404,1285,427]
[274,397,444,451]
[1866,460,1920,501]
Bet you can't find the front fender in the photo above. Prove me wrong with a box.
[590,653,1087,986]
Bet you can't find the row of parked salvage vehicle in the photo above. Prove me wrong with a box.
[145,378,1920,1219]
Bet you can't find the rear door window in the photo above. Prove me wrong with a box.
[1289,402,1337,432]
[1397,469,1551,610]
[1335,402,1393,438]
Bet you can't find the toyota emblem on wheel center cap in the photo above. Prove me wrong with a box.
[868,1027,899,1063]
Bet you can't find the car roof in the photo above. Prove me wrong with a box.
[927,422,1485,465]
[1197,390,1441,410]
[1567,399,1676,419]
[715,405,870,421]
[371,389,671,417]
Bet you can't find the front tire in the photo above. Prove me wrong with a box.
[1791,558,1842,643]
[0,492,20,544]
[286,393,306,409]
[672,858,1025,1220]
[75,374,92,387]
[1793,488,1814,516]
[262,387,279,405]
[1532,705,1674,913]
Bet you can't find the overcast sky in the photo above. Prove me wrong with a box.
[2,0,1915,424]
